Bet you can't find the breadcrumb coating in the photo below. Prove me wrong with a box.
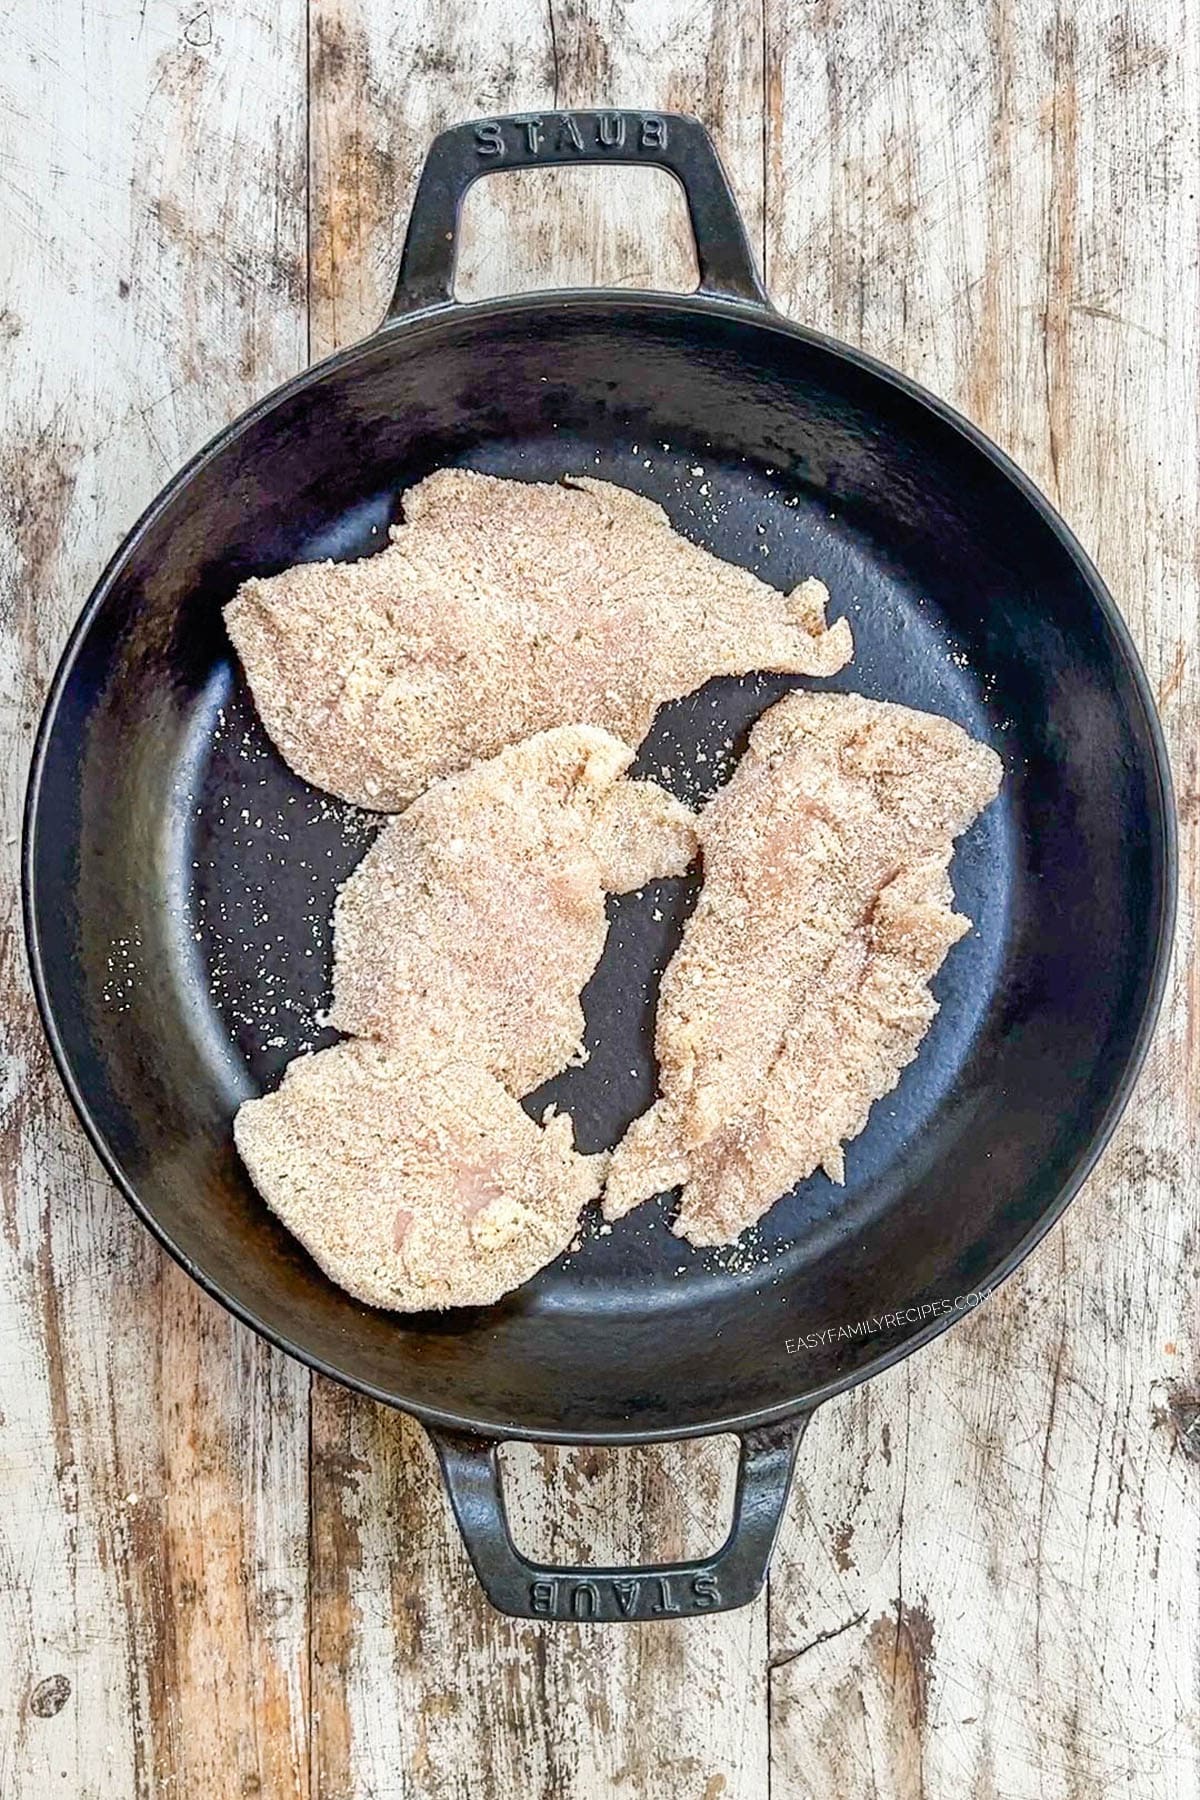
[331,726,697,1095]
[604,692,1003,1245]
[235,1041,606,1312]
[224,470,853,810]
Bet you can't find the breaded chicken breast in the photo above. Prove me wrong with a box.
[224,470,853,810]
[604,692,1003,1245]
[235,1041,605,1311]
[331,726,697,1095]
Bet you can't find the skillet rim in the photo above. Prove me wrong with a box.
[22,287,1178,1444]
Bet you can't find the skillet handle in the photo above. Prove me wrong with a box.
[425,1414,809,1621]
[387,110,769,318]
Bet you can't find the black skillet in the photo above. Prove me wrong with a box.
[24,113,1175,1621]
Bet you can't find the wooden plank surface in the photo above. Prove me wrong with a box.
[0,4,312,1797]
[1,1,1197,1796]
[765,6,1200,1795]
[308,10,771,1797]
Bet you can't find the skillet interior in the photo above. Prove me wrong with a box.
[26,296,1172,1438]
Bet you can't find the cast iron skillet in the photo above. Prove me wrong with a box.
[24,113,1175,1621]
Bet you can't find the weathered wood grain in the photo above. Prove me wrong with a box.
[764,2,1200,1795]
[0,4,311,1796]
[2,0,1197,1795]
[307,5,770,1796]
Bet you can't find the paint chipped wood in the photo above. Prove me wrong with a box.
[0,4,311,1797]
[1,0,1197,1795]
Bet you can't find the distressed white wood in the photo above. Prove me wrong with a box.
[308,6,769,1796]
[765,2,1200,1795]
[0,3,310,1796]
[2,0,1197,1795]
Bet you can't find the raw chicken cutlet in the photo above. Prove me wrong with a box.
[235,1041,605,1311]
[331,726,697,1095]
[604,691,1003,1246]
[224,469,853,810]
